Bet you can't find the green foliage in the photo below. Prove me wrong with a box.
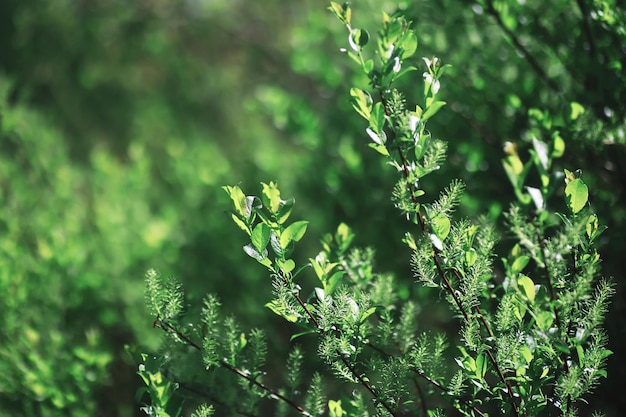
[1,0,624,416]
[138,3,617,417]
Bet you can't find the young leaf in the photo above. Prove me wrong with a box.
[243,244,271,267]
[369,102,386,134]
[421,100,446,122]
[552,132,565,158]
[431,214,451,241]
[464,248,477,267]
[532,137,549,170]
[223,185,248,218]
[350,88,373,120]
[265,300,298,323]
[251,223,271,252]
[276,197,294,224]
[262,182,282,213]
[277,258,296,274]
[328,2,351,26]
[329,399,344,417]
[570,101,585,120]
[511,255,530,274]
[565,178,588,214]
[518,274,536,302]
[230,213,251,235]
[349,28,370,51]
[280,220,309,248]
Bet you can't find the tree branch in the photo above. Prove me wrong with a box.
[154,317,311,416]
[483,0,562,94]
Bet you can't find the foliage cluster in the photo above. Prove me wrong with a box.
[0,0,624,416]
[141,3,618,416]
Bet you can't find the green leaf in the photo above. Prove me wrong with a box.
[368,143,390,156]
[265,300,298,323]
[251,223,271,252]
[511,255,530,274]
[552,132,565,158]
[261,182,281,213]
[223,185,248,217]
[292,263,310,278]
[230,213,251,235]
[290,329,316,341]
[369,102,386,134]
[431,214,451,241]
[324,271,344,295]
[475,353,487,379]
[518,274,536,302]
[535,310,554,331]
[350,88,373,120]
[570,101,585,120]
[276,198,294,224]
[277,259,296,274]
[280,220,309,248]
[465,248,477,267]
[576,345,585,367]
[399,31,418,58]
[349,28,369,51]
[421,100,446,122]
[565,178,588,214]
[328,2,351,25]
[519,346,533,364]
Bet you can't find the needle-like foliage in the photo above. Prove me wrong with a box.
[135,3,615,417]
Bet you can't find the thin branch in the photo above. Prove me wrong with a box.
[379,94,521,417]
[483,0,562,94]
[178,382,259,417]
[535,225,571,413]
[277,271,400,417]
[410,368,487,417]
[154,317,311,416]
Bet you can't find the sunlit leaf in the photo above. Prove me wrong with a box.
[565,178,588,214]
[421,100,446,122]
[350,88,373,120]
[251,223,271,252]
[280,220,309,248]
[431,214,451,241]
[261,182,281,213]
[518,274,536,302]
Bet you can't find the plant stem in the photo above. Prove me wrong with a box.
[278,271,400,417]
[154,317,311,416]
[483,0,561,94]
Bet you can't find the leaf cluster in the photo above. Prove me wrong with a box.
[137,3,615,417]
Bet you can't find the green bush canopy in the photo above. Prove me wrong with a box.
[0,0,624,416]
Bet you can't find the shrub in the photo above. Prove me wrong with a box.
[138,3,615,417]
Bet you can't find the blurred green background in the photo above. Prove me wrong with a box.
[0,0,624,416]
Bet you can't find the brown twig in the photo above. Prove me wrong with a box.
[379,93,522,416]
[277,270,400,417]
[154,317,311,415]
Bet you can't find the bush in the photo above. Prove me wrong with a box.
[139,3,617,416]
